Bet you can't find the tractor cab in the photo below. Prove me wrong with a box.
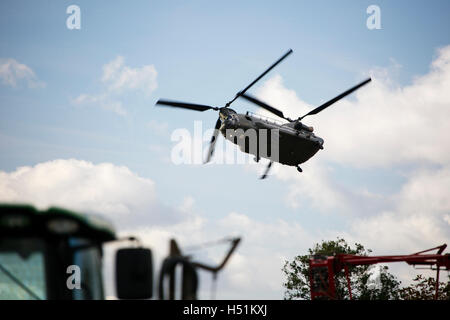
[0,204,152,300]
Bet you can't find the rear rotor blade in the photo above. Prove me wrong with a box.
[240,93,289,121]
[260,161,273,180]
[156,99,219,112]
[298,78,371,120]
[205,117,222,163]
[226,49,293,107]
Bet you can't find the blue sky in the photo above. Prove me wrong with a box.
[1,1,449,299]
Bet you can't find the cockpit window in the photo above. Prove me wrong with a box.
[70,238,104,300]
[0,238,47,300]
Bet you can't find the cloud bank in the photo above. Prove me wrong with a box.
[0,159,183,228]
[73,56,158,116]
[0,58,45,88]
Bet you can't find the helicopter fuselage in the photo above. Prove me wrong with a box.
[220,110,324,166]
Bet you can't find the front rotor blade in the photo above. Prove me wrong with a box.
[156,99,218,112]
[205,118,222,163]
[299,78,371,120]
[226,49,293,107]
[240,93,288,121]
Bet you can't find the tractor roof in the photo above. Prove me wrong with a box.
[0,203,116,242]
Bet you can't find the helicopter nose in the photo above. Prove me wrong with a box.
[224,117,238,128]
[224,118,233,127]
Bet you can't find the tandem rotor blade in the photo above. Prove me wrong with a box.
[240,93,290,121]
[156,99,219,112]
[205,117,222,163]
[298,78,371,120]
[260,161,273,180]
[226,49,293,107]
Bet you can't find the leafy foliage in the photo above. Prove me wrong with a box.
[399,274,450,300]
[282,238,401,300]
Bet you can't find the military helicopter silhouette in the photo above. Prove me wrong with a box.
[156,49,371,179]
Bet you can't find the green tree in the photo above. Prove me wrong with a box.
[399,274,450,300]
[282,238,401,300]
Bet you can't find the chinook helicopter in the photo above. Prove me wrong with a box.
[156,49,371,179]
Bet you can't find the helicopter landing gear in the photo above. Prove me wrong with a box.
[297,166,303,173]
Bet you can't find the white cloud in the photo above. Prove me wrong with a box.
[101,56,157,93]
[346,166,450,254]
[0,159,183,227]
[272,160,348,212]
[256,74,312,121]
[73,56,157,116]
[0,58,45,88]
[72,93,127,116]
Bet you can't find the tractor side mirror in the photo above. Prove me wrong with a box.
[115,247,153,299]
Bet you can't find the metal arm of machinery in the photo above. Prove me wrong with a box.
[334,244,449,269]
[159,237,241,300]
[309,244,449,300]
[191,237,241,274]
